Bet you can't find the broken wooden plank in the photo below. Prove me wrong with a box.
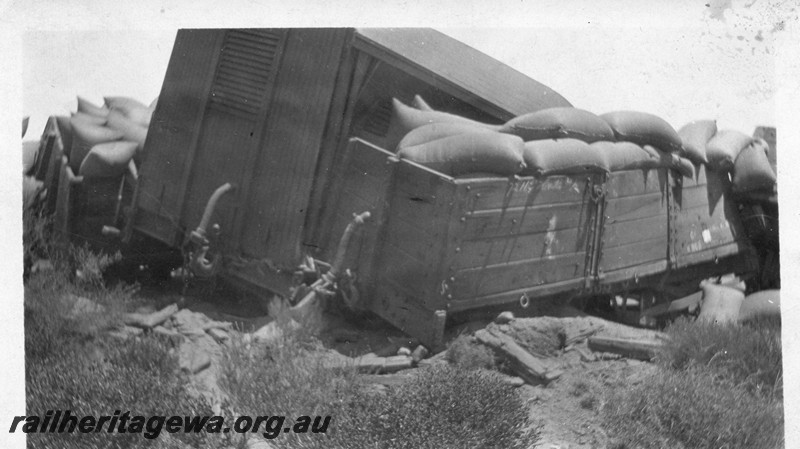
[123,304,178,329]
[587,336,665,361]
[411,345,429,364]
[475,328,562,384]
[354,355,414,374]
[417,349,448,368]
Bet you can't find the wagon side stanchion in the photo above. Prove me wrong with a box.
[289,211,371,323]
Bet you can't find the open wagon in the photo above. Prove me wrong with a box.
[37,28,759,349]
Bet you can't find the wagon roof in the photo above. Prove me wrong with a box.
[354,28,572,120]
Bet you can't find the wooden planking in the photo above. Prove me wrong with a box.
[181,112,262,243]
[330,148,392,289]
[369,285,446,350]
[462,201,591,240]
[673,243,751,270]
[464,174,595,211]
[599,236,668,272]
[671,211,737,255]
[373,156,457,309]
[448,277,586,312]
[383,217,446,273]
[394,159,455,202]
[240,29,348,268]
[604,192,668,223]
[599,260,669,286]
[300,41,361,253]
[451,252,585,299]
[135,30,223,246]
[338,163,390,207]
[602,214,667,247]
[388,160,456,237]
[605,168,668,198]
[672,177,728,213]
[377,241,442,308]
[451,227,586,270]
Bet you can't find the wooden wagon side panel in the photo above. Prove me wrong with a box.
[369,159,457,347]
[446,174,598,312]
[669,165,752,268]
[133,29,224,246]
[597,168,671,284]
[237,29,349,269]
[327,139,397,302]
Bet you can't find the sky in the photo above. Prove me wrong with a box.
[2,1,799,448]
[14,2,789,137]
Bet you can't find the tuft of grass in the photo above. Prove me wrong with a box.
[338,365,538,449]
[603,316,784,449]
[656,316,782,400]
[24,238,211,448]
[25,297,212,449]
[221,330,538,449]
[602,366,783,449]
[579,395,597,410]
[445,333,497,371]
[569,380,590,397]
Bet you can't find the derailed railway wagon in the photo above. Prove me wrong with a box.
[38,28,759,349]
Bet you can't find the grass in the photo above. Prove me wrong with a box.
[24,214,214,448]
[603,366,783,449]
[220,328,537,449]
[25,266,215,449]
[602,316,784,449]
[656,316,782,400]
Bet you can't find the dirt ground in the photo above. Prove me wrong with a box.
[129,280,663,449]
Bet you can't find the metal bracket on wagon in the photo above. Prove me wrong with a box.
[186,182,236,277]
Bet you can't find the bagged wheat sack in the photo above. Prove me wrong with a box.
[106,109,148,149]
[600,111,683,153]
[732,138,776,193]
[69,117,124,173]
[397,131,525,176]
[591,141,661,171]
[386,98,501,150]
[105,96,152,127]
[706,129,753,172]
[500,107,615,143]
[738,289,780,322]
[698,283,744,324]
[412,94,434,111]
[77,96,110,118]
[644,145,695,178]
[677,119,716,164]
[71,111,108,126]
[672,155,696,178]
[79,141,139,178]
[521,138,609,177]
[398,122,497,150]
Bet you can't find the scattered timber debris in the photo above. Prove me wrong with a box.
[587,336,665,361]
[123,303,178,329]
[475,327,563,385]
